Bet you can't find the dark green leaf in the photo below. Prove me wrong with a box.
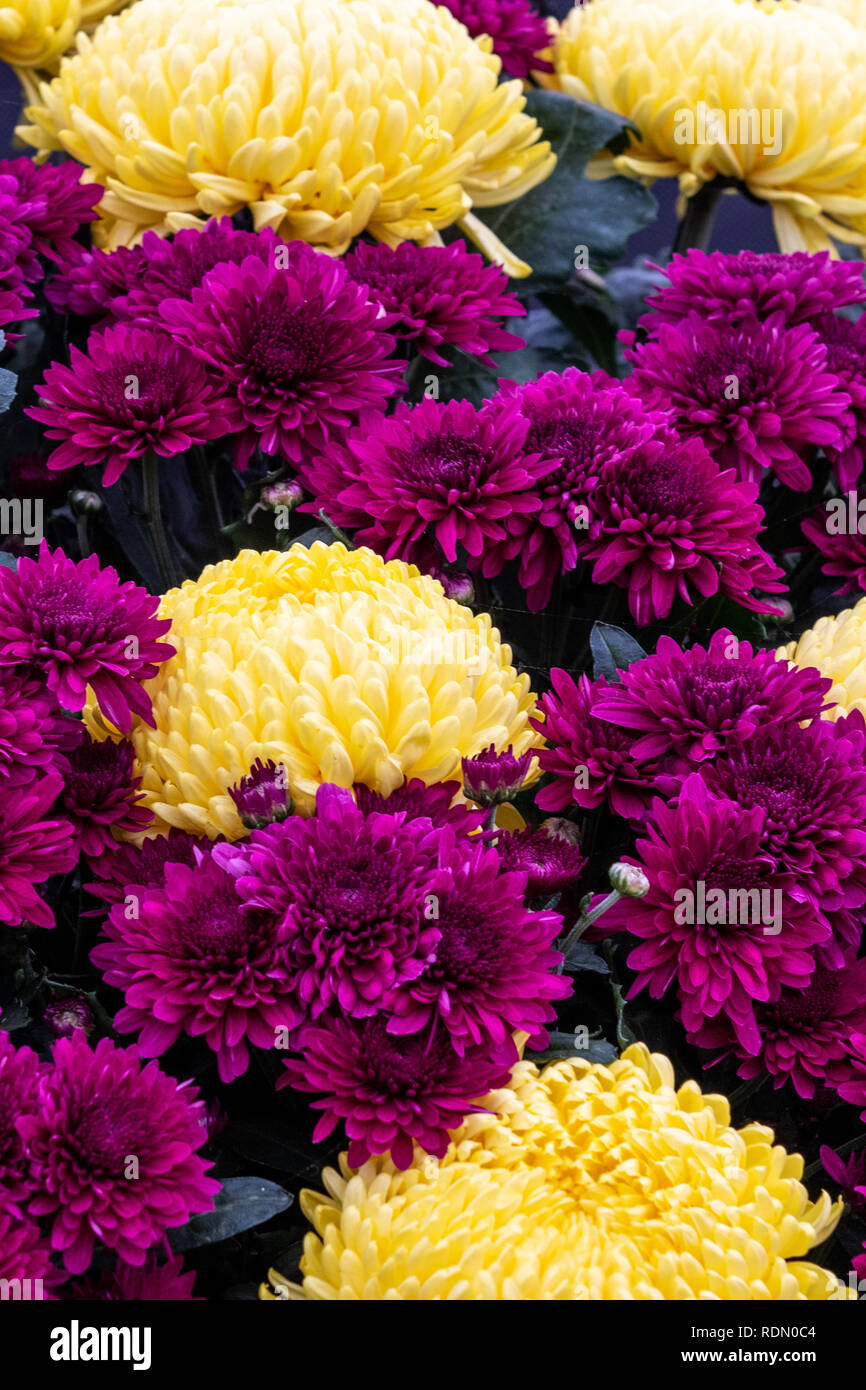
[0,1001,30,1032]
[475,91,657,294]
[168,1177,292,1252]
[527,1032,618,1064]
[590,622,647,681]
[563,940,610,975]
[0,367,16,414]
[0,551,18,570]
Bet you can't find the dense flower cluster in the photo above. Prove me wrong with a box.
[263,1045,849,1300]
[0,156,99,332]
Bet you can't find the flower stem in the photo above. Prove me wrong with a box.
[672,180,723,255]
[142,451,178,591]
[318,509,355,550]
[602,940,636,1050]
[559,887,620,960]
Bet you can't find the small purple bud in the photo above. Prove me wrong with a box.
[44,994,95,1039]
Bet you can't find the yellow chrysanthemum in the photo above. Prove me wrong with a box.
[85,542,543,839]
[545,0,866,255]
[778,595,866,720]
[16,0,555,273]
[0,0,127,77]
[261,1043,850,1301]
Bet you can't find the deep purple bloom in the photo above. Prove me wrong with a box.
[0,1210,57,1286]
[0,543,175,733]
[0,668,82,788]
[812,312,866,490]
[0,1033,42,1216]
[159,249,402,469]
[43,995,95,1041]
[438,0,553,77]
[213,785,442,1022]
[91,852,301,1082]
[581,425,785,625]
[482,369,658,610]
[801,494,866,594]
[17,1033,218,1274]
[462,743,533,805]
[352,778,487,835]
[45,244,149,322]
[28,324,235,486]
[533,671,665,820]
[84,828,200,910]
[837,1032,866,1120]
[301,396,553,566]
[278,1014,516,1169]
[228,758,292,829]
[60,732,153,857]
[625,315,852,491]
[386,837,568,1053]
[638,250,866,334]
[345,239,525,367]
[591,630,832,764]
[691,960,866,1100]
[600,775,830,1054]
[0,158,101,266]
[493,825,586,897]
[0,172,40,293]
[0,772,77,929]
[61,1251,200,1300]
[820,1145,866,1219]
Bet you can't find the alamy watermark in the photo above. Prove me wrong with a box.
[0,497,42,545]
[674,879,782,935]
[673,101,783,157]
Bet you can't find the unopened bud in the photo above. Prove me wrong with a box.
[261,480,303,512]
[44,994,95,1039]
[69,489,104,516]
[608,862,650,898]
[540,817,582,848]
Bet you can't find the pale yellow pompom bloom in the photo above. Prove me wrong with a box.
[0,0,128,74]
[17,0,555,273]
[260,1043,850,1301]
[778,596,866,720]
[545,0,866,255]
[85,542,543,839]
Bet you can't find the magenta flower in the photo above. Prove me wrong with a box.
[213,785,442,1022]
[0,1210,57,1287]
[61,1251,200,1300]
[345,239,525,367]
[0,1033,43,1217]
[387,838,568,1052]
[43,995,95,1040]
[533,670,665,820]
[17,1033,218,1274]
[493,825,586,898]
[0,543,175,732]
[302,396,553,565]
[28,324,235,486]
[85,828,200,910]
[690,959,866,1100]
[600,775,830,1054]
[801,495,866,595]
[0,668,82,788]
[820,1146,866,1220]
[482,369,658,610]
[278,1014,516,1169]
[591,630,832,764]
[228,758,292,829]
[0,772,76,929]
[462,744,533,805]
[91,852,301,1082]
[837,1033,866,1119]
[0,172,40,292]
[438,0,552,77]
[0,285,36,331]
[60,732,153,857]
[625,316,852,491]
[159,249,401,468]
[352,778,487,835]
[812,312,866,490]
[638,250,866,334]
[0,158,101,266]
[580,425,785,625]
[45,244,148,323]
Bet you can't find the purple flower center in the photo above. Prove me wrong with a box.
[72,1098,147,1171]
[244,299,325,385]
[427,903,497,984]
[626,454,702,515]
[361,1025,448,1097]
[100,359,181,418]
[180,886,250,959]
[764,973,839,1029]
[403,432,487,490]
[30,578,115,646]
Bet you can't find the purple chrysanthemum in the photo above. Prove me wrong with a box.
[16,1033,218,1274]
[60,732,153,857]
[600,775,830,1053]
[492,825,586,898]
[462,743,533,805]
[625,315,852,491]
[28,324,235,486]
[44,995,95,1040]
[591,630,832,764]
[689,959,866,1100]
[91,852,301,1082]
[44,244,149,323]
[352,778,487,835]
[533,671,666,820]
[300,397,553,566]
[0,772,77,929]
[0,1210,56,1287]
[278,1014,516,1169]
[61,1250,200,1300]
[213,785,442,1021]
[0,1033,42,1217]
[159,249,402,468]
[0,173,40,293]
[0,285,36,330]
[481,369,658,610]
[811,312,866,491]
[345,240,525,367]
[837,1033,866,1119]
[228,758,292,830]
[0,668,82,787]
[802,493,866,595]
[0,543,175,733]
[638,250,866,334]
[820,1145,866,1219]
[84,828,200,910]
[438,0,553,77]
[387,838,567,1052]
[581,425,785,624]
[699,714,866,966]
[0,158,101,266]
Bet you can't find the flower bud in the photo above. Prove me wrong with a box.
[261,480,303,512]
[608,862,650,898]
[44,994,95,1039]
